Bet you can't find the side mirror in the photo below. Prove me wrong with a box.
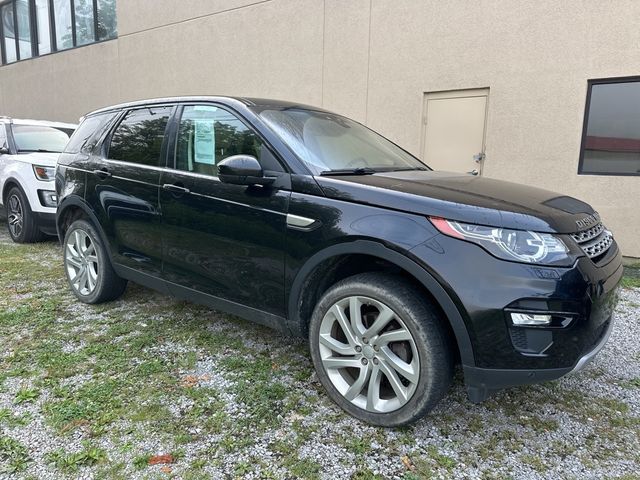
[0,145,9,155]
[218,155,275,186]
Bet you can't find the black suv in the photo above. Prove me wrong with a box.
[56,97,622,426]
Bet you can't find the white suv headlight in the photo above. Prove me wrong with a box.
[430,217,571,266]
[33,165,55,181]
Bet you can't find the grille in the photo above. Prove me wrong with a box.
[509,328,528,350]
[570,222,604,243]
[570,222,613,260]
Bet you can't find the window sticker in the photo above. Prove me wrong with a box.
[193,105,218,113]
[194,120,215,165]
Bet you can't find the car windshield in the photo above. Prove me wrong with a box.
[13,124,74,153]
[258,108,428,175]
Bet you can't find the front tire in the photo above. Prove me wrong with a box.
[63,219,127,304]
[309,272,454,427]
[5,186,44,243]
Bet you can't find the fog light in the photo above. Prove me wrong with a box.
[38,190,58,208]
[510,313,552,326]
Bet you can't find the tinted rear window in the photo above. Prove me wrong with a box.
[108,107,173,166]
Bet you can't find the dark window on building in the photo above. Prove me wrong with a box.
[1,2,18,63]
[15,0,32,59]
[35,0,51,54]
[0,0,117,66]
[579,78,640,176]
[96,0,115,40]
[52,0,72,50]
[74,0,94,46]
[108,107,172,167]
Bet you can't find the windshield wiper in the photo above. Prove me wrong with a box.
[390,166,430,172]
[319,167,378,176]
[18,149,62,153]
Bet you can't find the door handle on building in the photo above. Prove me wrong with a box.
[467,169,479,176]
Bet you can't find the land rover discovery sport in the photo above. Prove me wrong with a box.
[55,97,622,426]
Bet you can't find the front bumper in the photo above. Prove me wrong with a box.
[463,315,614,402]
[410,232,623,401]
[33,211,57,235]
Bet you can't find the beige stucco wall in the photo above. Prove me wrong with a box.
[0,0,638,256]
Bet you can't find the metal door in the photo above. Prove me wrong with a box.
[421,88,489,175]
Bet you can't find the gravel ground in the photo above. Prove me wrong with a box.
[0,226,639,479]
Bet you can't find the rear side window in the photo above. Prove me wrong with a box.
[64,112,116,154]
[108,106,173,166]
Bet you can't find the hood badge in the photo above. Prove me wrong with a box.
[575,212,600,230]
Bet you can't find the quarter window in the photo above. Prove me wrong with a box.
[64,112,115,154]
[175,105,281,177]
[579,78,640,176]
[108,107,172,167]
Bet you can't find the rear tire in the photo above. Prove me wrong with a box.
[5,186,44,243]
[63,219,127,304]
[309,272,454,427]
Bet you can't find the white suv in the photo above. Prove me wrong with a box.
[0,117,76,243]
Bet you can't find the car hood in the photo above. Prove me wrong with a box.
[315,170,597,234]
[14,152,61,167]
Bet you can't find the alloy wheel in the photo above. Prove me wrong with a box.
[7,194,23,238]
[318,296,420,413]
[65,229,99,296]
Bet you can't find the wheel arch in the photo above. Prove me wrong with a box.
[2,176,27,205]
[56,196,113,263]
[287,240,476,367]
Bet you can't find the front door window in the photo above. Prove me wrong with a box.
[175,105,282,176]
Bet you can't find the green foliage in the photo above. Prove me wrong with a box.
[132,453,152,470]
[14,387,40,404]
[47,442,107,472]
[0,436,31,473]
[621,276,640,289]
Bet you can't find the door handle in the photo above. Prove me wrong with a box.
[92,168,112,179]
[467,169,479,176]
[162,183,190,194]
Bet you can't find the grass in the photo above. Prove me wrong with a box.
[0,228,639,478]
[0,436,31,473]
[46,442,107,472]
[622,276,640,289]
[14,387,40,405]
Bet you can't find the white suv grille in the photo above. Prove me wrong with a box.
[570,222,613,260]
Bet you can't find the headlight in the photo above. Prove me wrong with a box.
[33,165,56,181]
[430,217,571,266]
